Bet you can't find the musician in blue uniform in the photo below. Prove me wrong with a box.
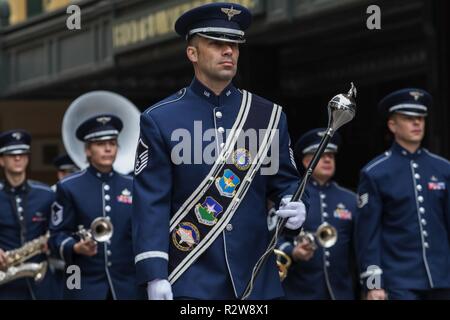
[133,3,306,300]
[48,154,79,298]
[0,130,56,299]
[355,89,450,300]
[53,154,79,182]
[49,114,144,299]
[277,128,357,300]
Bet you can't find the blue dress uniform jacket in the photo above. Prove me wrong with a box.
[49,166,144,299]
[0,180,56,300]
[355,142,450,291]
[133,78,301,299]
[278,180,357,300]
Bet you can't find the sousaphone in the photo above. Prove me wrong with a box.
[62,91,141,175]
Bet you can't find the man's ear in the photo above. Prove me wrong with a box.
[302,155,311,169]
[84,143,92,158]
[0,156,4,167]
[387,115,396,135]
[186,45,198,63]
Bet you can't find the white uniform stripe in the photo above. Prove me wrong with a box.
[360,267,383,279]
[389,104,427,112]
[279,242,292,252]
[410,161,434,288]
[364,153,392,172]
[59,237,74,261]
[135,251,169,264]
[146,89,187,114]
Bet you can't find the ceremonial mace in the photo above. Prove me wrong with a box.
[241,83,357,300]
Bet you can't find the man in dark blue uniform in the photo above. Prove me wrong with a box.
[133,3,306,300]
[276,128,357,299]
[0,130,56,299]
[53,154,79,182]
[355,89,450,300]
[50,114,144,299]
[48,154,79,298]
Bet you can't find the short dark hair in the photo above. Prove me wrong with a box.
[187,34,200,47]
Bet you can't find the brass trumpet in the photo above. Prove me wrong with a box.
[295,222,337,249]
[77,217,114,243]
[275,222,338,281]
[274,249,292,281]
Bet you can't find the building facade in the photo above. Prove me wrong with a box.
[0,0,448,186]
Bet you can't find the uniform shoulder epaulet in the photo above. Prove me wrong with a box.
[28,180,53,192]
[332,182,356,197]
[362,150,392,173]
[118,173,134,181]
[144,88,187,115]
[250,92,282,111]
[59,169,87,185]
[423,149,450,166]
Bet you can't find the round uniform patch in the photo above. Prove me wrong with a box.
[232,148,251,171]
[172,222,201,252]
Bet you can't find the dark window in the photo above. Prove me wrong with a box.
[26,0,42,18]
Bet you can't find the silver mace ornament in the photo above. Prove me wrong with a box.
[241,83,357,300]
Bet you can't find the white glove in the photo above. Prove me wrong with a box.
[147,279,173,300]
[275,195,306,230]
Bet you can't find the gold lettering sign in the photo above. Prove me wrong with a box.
[112,0,257,50]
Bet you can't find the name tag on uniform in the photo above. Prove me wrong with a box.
[117,188,133,204]
[32,212,47,222]
[428,182,446,190]
[334,203,352,220]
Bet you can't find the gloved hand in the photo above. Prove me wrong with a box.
[147,279,173,300]
[275,195,306,230]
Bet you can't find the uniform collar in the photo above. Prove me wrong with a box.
[2,179,29,195]
[310,178,332,190]
[391,141,423,159]
[87,165,115,181]
[189,77,239,106]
